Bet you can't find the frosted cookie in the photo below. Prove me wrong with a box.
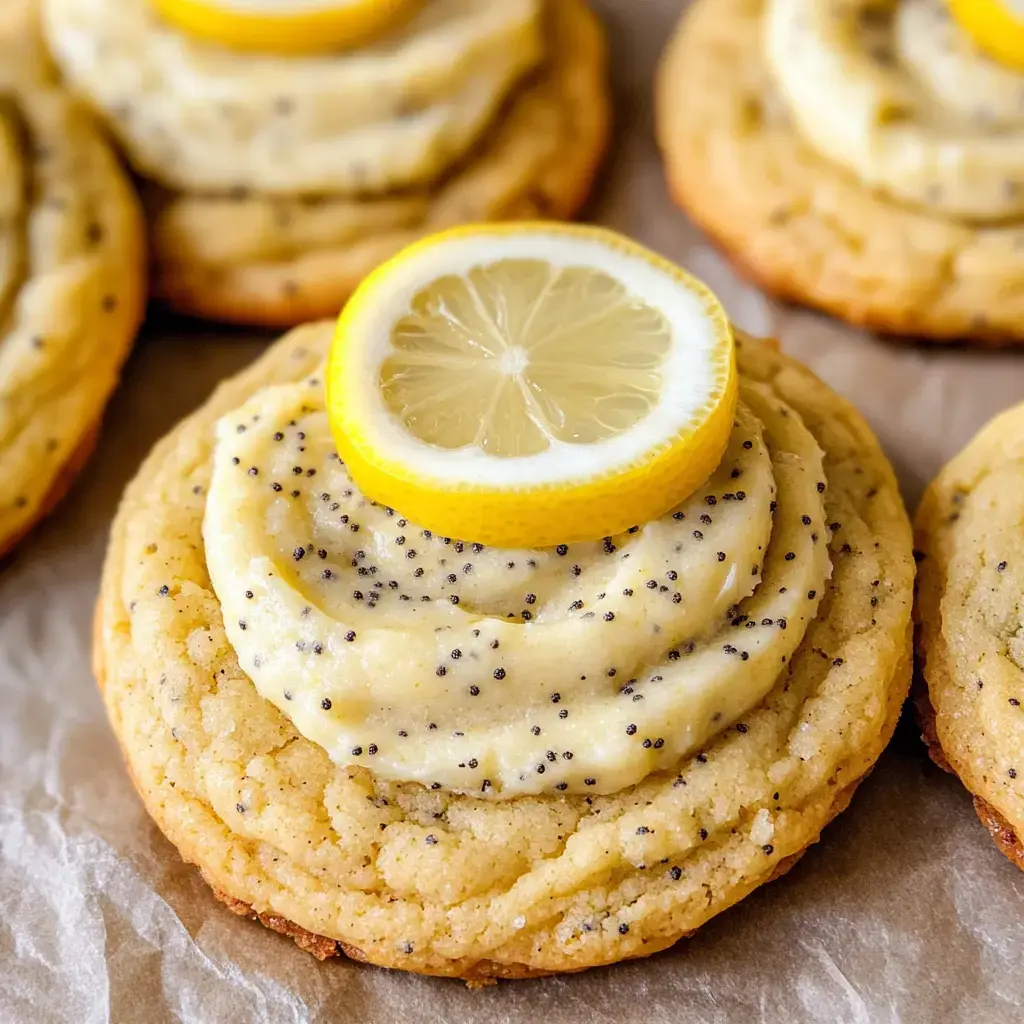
[44,0,545,196]
[915,405,1024,870]
[656,0,1024,344]
[0,14,145,559]
[96,315,913,979]
[43,0,609,326]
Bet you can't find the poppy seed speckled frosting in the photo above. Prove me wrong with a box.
[95,324,914,980]
[42,0,609,327]
[656,0,1024,343]
[0,5,144,559]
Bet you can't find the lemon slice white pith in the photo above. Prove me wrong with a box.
[949,0,1024,71]
[327,224,737,549]
[151,0,422,53]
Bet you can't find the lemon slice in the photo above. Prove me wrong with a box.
[327,224,737,549]
[949,0,1024,71]
[150,0,422,54]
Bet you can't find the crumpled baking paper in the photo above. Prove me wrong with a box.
[2,1,1023,1020]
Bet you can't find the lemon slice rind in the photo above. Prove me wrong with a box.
[327,224,737,549]
[151,0,424,54]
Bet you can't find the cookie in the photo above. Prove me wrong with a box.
[42,0,545,196]
[95,323,913,979]
[915,404,1024,870]
[45,0,610,328]
[656,0,1024,344]
[0,14,145,559]
[149,0,606,327]
[766,0,1024,223]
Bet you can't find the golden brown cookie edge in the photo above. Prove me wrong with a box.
[202,771,866,985]
[94,567,892,984]
[1,70,148,559]
[0,423,100,561]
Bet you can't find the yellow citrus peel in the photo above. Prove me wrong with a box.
[327,224,737,549]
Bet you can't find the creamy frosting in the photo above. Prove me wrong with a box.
[203,373,832,798]
[766,0,1024,221]
[42,0,543,195]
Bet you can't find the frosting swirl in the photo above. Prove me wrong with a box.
[766,0,1024,221]
[204,372,832,797]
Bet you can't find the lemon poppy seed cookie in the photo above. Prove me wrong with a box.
[0,14,145,558]
[656,0,1024,344]
[915,406,1024,870]
[146,0,608,327]
[45,0,546,196]
[96,302,913,977]
[43,0,609,327]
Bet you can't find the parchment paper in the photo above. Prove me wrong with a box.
[2,2,1023,1020]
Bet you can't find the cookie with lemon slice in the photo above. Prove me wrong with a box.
[0,3,145,559]
[42,0,609,326]
[152,0,424,54]
[949,0,1024,72]
[96,225,912,978]
[657,0,1024,343]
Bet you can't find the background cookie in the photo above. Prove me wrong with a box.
[656,0,1024,344]
[915,403,1024,870]
[95,324,913,979]
[147,0,609,326]
[44,0,609,328]
[0,14,145,559]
